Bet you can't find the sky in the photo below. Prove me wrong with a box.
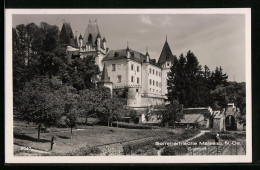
[13,14,246,82]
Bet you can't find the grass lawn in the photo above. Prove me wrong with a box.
[14,120,184,155]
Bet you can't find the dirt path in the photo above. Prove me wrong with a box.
[157,130,210,156]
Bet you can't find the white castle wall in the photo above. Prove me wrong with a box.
[103,59,128,88]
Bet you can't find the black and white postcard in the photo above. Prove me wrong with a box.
[5,8,252,163]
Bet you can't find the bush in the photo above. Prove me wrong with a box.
[161,146,188,156]
[111,122,159,129]
[123,144,134,155]
[66,147,101,156]
[220,134,236,141]
[161,147,176,155]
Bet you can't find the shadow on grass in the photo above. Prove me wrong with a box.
[14,133,50,143]
[57,135,70,139]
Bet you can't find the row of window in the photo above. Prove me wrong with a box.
[131,64,140,72]
[150,88,161,94]
[149,79,161,87]
[116,75,140,84]
[149,68,161,77]
[112,64,141,72]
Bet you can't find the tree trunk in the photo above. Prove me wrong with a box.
[70,127,73,139]
[85,117,88,125]
[37,124,41,142]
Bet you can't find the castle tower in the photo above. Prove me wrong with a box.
[97,64,113,97]
[158,36,176,96]
[80,19,107,72]
[59,22,75,47]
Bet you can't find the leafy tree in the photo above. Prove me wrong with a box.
[209,85,228,110]
[15,77,64,141]
[62,86,79,139]
[97,96,125,127]
[65,111,78,139]
[158,101,183,128]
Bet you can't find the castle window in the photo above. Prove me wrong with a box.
[131,76,134,83]
[153,69,155,74]
[136,89,139,92]
[156,81,158,87]
[156,71,158,76]
[150,79,152,85]
[117,75,121,83]
[167,62,170,66]
[131,64,134,70]
[150,88,152,92]
[137,66,140,72]
[112,64,116,71]
[153,80,155,86]
[149,68,151,73]
[137,77,140,84]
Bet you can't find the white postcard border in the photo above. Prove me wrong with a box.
[5,8,252,163]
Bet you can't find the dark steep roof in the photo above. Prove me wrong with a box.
[59,22,75,46]
[100,64,110,83]
[79,34,83,40]
[158,40,176,65]
[103,49,146,63]
[83,20,100,46]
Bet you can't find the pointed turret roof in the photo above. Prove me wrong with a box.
[79,34,83,40]
[59,22,75,46]
[158,39,176,65]
[100,64,110,83]
[83,20,101,46]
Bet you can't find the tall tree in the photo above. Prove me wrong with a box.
[15,77,64,141]
[159,100,183,128]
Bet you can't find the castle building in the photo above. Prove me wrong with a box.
[62,20,176,108]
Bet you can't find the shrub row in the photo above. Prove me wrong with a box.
[60,147,101,156]
[111,122,159,129]
[161,146,188,156]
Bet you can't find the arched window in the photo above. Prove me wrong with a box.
[156,81,158,87]
[131,76,134,82]
[137,66,140,72]
[150,79,152,85]
[131,64,134,70]
[153,80,155,86]
[156,71,158,76]
[149,68,151,73]
[137,77,140,84]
